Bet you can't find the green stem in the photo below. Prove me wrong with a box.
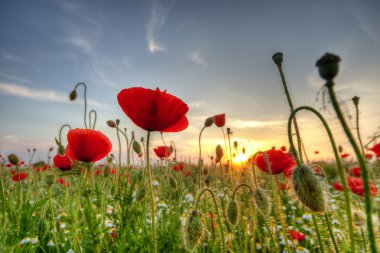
[49,187,59,251]
[195,188,226,253]
[287,106,355,252]
[73,82,88,129]
[146,131,157,253]
[312,214,325,253]
[324,213,339,253]
[327,84,376,253]
[227,130,234,187]
[89,109,97,130]
[275,63,303,164]
[198,126,206,190]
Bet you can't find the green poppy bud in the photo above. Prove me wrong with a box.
[133,141,142,155]
[169,176,177,189]
[45,175,55,187]
[204,117,214,127]
[69,90,77,101]
[226,200,239,226]
[115,119,120,126]
[58,145,65,156]
[292,166,325,213]
[216,144,224,160]
[8,154,19,166]
[183,210,204,252]
[272,52,283,66]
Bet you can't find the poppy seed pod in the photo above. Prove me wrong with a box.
[107,120,117,128]
[352,96,360,106]
[292,166,325,213]
[272,52,283,66]
[69,90,77,101]
[316,52,341,83]
[204,117,214,127]
[58,145,65,156]
[226,200,239,226]
[216,145,224,160]
[183,210,204,252]
[8,154,19,166]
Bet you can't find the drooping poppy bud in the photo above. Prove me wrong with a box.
[107,120,117,128]
[183,210,204,252]
[233,141,238,149]
[216,145,224,161]
[69,90,77,101]
[169,176,177,189]
[316,52,341,83]
[352,96,360,106]
[292,166,325,213]
[204,117,214,127]
[45,175,55,187]
[226,200,239,226]
[8,154,19,166]
[133,141,142,156]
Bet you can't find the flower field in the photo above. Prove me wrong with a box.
[0,52,379,253]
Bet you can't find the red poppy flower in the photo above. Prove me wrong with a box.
[53,154,72,171]
[5,163,12,168]
[173,162,184,172]
[12,173,27,182]
[279,182,289,190]
[66,128,112,163]
[57,178,69,187]
[365,153,373,159]
[289,230,305,242]
[213,113,226,127]
[347,177,377,196]
[340,153,350,159]
[209,212,214,219]
[332,182,344,191]
[349,166,361,177]
[370,143,380,157]
[96,169,101,175]
[255,149,296,175]
[183,170,190,177]
[154,146,171,159]
[280,146,286,152]
[117,87,189,132]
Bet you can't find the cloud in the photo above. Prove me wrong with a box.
[0,72,37,85]
[188,101,207,108]
[146,0,174,53]
[188,51,207,67]
[0,83,111,110]
[229,118,286,129]
[66,36,94,53]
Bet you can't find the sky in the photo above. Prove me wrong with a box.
[1,0,380,164]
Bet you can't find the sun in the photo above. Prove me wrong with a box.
[233,152,249,163]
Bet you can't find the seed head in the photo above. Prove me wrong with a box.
[316,52,341,83]
[8,154,19,166]
[292,166,325,213]
[272,52,283,66]
[352,96,360,106]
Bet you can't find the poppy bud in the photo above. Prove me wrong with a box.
[226,128,231,135]
[107,120,117,128]
[183,210,204,252]
[115,119,120,126]
[292,166,325,213]
[205,176,210,187]
[226,200,239,226]
[170,145,174,154]
[216,145,224,160]
[234,141,238,149]
[45,175,55,187]
[140,137,144,143]
[272,52,283,66]
[49,147,54,152]
[203,167,208,175]
[352,96,360,106]
[338,145,343,153]
[169,176,177,189]
[242,147,246,155]
[316,52,341,83]
[133,141,142,155]
[8,154,19,166]
[254,189,270,223]
[204,117,214,127]
[33,148,37,152]
[58,145,65,156]
[27,148,31,153]
[69,90,77,101]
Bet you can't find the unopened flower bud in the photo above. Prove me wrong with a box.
[234,141,238,149]
[69,90,77,101]
[204,117,214,127]
[272,52,283,67]
[8,154,19,166]
[216,145,224,160]
[45,175,55,187]
[58,145,65,156]
[133,141,142,155]
[49,147,54,152]
[107,120,117,128]
[183,210,204,252]
[226,200,239,226]
[115,119,120,126]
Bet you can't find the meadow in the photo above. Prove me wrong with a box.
[0,52,379,253]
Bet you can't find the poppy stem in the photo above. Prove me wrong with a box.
[198,126,206,190]
[287,106,355,252]
[195,188,226,253]
[115,125,122,179]
[324,213,339,253]
[312,214,325,253]
[326,84,376,252]
[72,82,88,129]
[89,109,97,130]
[16,164,22,235]
[146,131,157,253]
[364,134,380,149]
[58,124,72,144]
[227,129,234,187]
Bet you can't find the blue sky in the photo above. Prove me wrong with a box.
[1,0,380,163]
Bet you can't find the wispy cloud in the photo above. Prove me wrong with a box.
[229,118,285,129]
[0,72,37,85]
[188,101,207,108]
[146,0,174,53]
[66,36,94,53]
[188,51,207,67]
[0,83,111,110]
